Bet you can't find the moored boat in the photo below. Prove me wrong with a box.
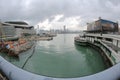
[74,36,87,46]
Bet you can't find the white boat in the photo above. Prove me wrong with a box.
[74,36,87,46]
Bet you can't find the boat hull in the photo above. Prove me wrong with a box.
[74,37,87,46]
[74,39,87,46]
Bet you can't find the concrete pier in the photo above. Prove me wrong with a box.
[78,33,120,65]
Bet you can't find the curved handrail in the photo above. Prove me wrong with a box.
[0,56,120,80]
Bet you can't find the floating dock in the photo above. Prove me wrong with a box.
[35,37,53,41]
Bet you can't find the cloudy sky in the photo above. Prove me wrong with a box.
[0,0,120,30]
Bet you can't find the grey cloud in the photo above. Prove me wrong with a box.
[108,0,120,5]
[0,0,120,26]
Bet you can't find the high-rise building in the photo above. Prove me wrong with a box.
[63,25,66,33]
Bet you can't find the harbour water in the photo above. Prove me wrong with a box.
[0,34,107,78]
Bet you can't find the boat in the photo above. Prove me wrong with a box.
[74,36,87,46]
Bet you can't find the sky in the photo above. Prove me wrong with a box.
[0,0,120,30]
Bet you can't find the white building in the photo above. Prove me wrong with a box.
[0,21,36,40]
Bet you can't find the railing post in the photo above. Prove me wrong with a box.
[116,40,119,47]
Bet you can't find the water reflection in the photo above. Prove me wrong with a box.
[75,44,107,73]
[63,34,66,43]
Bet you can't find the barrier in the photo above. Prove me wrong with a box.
[0,55,120,80]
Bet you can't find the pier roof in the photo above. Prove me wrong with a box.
[99,19,117,24]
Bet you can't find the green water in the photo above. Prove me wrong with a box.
[0,34,107,78]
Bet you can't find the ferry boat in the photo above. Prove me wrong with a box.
[74,36,87,46]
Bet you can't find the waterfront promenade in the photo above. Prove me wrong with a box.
[83,33,120,65]
[85,33,120,41]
